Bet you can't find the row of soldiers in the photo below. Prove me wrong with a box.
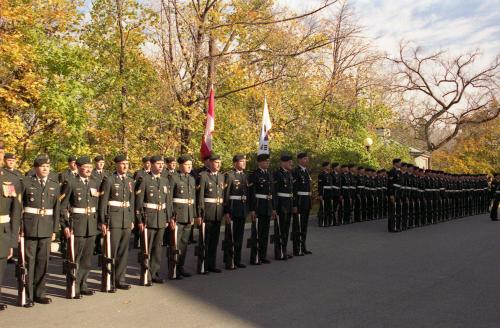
[316,159,496,232]
[0,151,314,310]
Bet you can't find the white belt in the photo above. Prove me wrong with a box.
[173,198,194,205]
[204,197,224,204]
[358,186,366,189]
[71,207,96,214]
[382,187,387,190]
[24,207,54,216]
[255,194,272,200]
[0,215,10,223]
[496,191,500,194]
[108,200,130,208]
[297,191,311,196]
[332,186,340,189]
[229,195,247,201]
[277,192,293,198]
[393,184,401,188]
[323,186,333,189]
[144,203,166,210]
[342,186,349,189]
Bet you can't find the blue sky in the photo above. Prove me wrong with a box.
[284,0,500,62]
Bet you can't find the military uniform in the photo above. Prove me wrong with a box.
[341,168,353,224]
[318,167,333,227]
[135,171,172,281]
[22,172,60,303]
[331,166,343,225]
[59,172,100,295]
[388,165,402,232]
[197,169,225,272]
[0,169,22,310]
[224,167,249,267]
[273,166,294,259]
[490,177,500,221]
[98,171,135,288]
[91,168,109,255]
[170,168,198,276]
[248,167,274,263]
[292,164,312,254]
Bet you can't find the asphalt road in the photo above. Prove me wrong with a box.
[2,214,500,328]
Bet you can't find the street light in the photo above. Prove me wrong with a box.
[363,137,373,151]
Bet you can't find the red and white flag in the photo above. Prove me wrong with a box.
[200,85,215,159]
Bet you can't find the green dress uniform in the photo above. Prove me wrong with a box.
[317,170,333,227]
[292,165,312,255]
[197,170,225,272]
[91,169,109,255]
[490,178,500,221]
[134,172,172,281]
[169,170,198,275]
[388,166,402,232]
[22,174,60,303]
[98,172,135,288]
[273,167,294,259]
[59,174,100,295]
[0,169,22,309]
[224,168,249,267]
[248,167,274,263]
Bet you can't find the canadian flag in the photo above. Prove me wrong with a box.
[200,85,215,159]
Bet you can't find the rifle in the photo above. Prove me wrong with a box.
[16,220,27,306]
[291,213,304,256]
[167,220,179,279]
[270,215,284,260]
[100,215,115,292]
[65,217,77,299]
[246,217,260,264]
[222,220,235,269]
[138,226,151,286]
[195,220,207,274]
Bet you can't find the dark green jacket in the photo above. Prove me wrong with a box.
[134,173,172,228]
[98,173,135,229]
[0,169,22,258]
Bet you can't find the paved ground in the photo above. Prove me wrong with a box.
[1,214,500,328]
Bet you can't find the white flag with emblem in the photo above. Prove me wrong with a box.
[258,97,272,155]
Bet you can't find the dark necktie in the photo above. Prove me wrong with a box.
[39,178,45,189]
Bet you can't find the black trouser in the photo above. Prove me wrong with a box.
[74,235,95,293]
[277,209,292,256]
[231,217,245,265]
[110,228,131,285]
[25,237,51,300]
[205,220,221,270]
[354,195,361,222]
[144,228,164,278]
[94,233,102,255]
[491,199,499,220]
[176,223,193,270]
[319,198,332,227]
[292,208,310,254]
[251,216,271,262]
[0,257,6,304]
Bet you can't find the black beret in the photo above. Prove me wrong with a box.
[94,155,104,162]
[321,161,330,167]
[331,162,339,168]
[256,154,270,162]
[209,154,221,161]
[297,152,308,159]
[142,156,151,163]
[165,156,176,163]
[232,154,246,162]
[392,158,401,164]
[34,156,50,167]
[4,153,15,160]
[150,155,164,163]
[76,156,91,166]
[177,155,192,164]
[114,154,128,163]
[280,153,293,161]
[202,154,211,161]
[340,164,348,168]
[67,155,77,162]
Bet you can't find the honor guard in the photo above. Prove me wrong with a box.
[292,152,312,255]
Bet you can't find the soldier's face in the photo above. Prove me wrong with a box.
[4,158,15,169]
[152,161,164,174]
[211,159,222,172]
[69,161,77,170]
[116,161,129,174]
[258,159,270,170]
[298,157,309,167]
[180,160,192,174]
[167,162,177,171]
[95,160,105,170]
[143,161,151,170]
[234,159,246,171]
[282,160,293,171]
[36,164,50,177]
[79,164,93,178]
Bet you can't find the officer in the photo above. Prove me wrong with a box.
[0,167,22,310]
[490,173,500,221]
[198,154,225,273]
[223,154,249,268]
[273,154,294,259]
[162,156,177,247]
[292,152,312,255]
[92,155,109,256]
[60,156,100,297]
[59,156,78,184]
[21,156,60,306]
[317,162,333,227]
[340,165,352,225]
[98,155,135,290]
[248,153,274,264]
[3,153,23,192]
[133,156,151,180]
[388,159,403,232]
[331,163,343,226]
[135,155,172,284]
[170,155,199,278]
